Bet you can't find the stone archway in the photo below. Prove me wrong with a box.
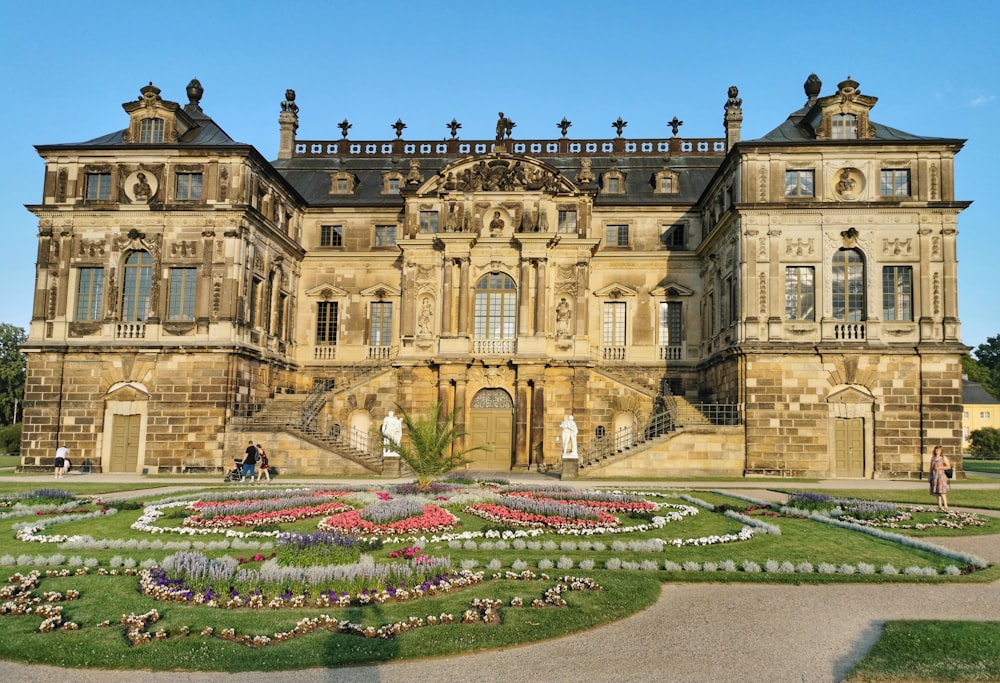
[467,388,514,470]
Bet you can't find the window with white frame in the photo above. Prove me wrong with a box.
[85,172,112,200]
[121,251,153,322]
[882,266,912,321]
[369,302,393,346]
[659,301,682,346]
[375,225,397,247]
[880,169,910,197]
[557,209,577,233]
[167,267,197,321]
[419,211,439,234]
[605,224,629,247]
[473,273,516,339]
[176,172,203,200]
[785,266,815,320]
[832,249,865,322]
[139,118,164,143]
[785,170,814,197]
[603,302,626,346]
[832,114,858,139]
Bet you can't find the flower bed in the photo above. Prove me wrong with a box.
[464,502,620,530]
[319,504,459,535]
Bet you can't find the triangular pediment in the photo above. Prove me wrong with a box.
[305,283,349,299]
[360,283,401,298]
[416,152,577,195]
[105,381,150,400]
[651,282,695,297]
[826,384,875,404]
[593,282,637,298]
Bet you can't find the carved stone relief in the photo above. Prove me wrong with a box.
[785,237,815,257]
[554,264,579,295]
[881,238,913,256]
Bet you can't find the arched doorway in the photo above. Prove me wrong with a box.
[467,388,514,470]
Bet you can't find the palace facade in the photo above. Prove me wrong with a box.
[18,75,968,478]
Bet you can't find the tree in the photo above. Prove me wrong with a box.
[0,324,26,425]
[969,427,1000,460]
[972,335,1000,399]
[381,403,486,491]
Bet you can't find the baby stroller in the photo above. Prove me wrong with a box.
[223,458,244,482]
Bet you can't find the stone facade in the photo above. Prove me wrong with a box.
[19,76,968,478]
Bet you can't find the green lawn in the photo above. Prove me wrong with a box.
[963,458,1000,476]
[0,481,995,674]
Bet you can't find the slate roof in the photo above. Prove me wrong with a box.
[37,109,245,149]
[964,380,1000,405]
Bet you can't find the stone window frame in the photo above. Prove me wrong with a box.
[374,224,398,248]
[83,164,114,202]
[138,117,165,144]
[381,171,404,195]
[329,171,358,195]
[660,221,687,250]
[784,168,816,198]
[419,209,439,234]
[652,168,679,195]
[557,206,578,234]
[174,166,204,201]
[879,166,912,198]
[881,265,913,322]
[319,224,343,248]
[601,168,626,195]
[603,222,632,249]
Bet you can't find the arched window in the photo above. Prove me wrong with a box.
[832,249,865,321]
[121,251,153,321]
[474,272,516,339]
[139,118,164,143]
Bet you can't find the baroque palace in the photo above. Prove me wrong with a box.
[18,75,968,478]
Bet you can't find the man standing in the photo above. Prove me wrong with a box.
[54,446,68,479]
[242,441,258,481]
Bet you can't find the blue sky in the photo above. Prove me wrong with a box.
[0,0,996,349]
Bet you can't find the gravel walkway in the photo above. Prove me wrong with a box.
[2,474,999,683]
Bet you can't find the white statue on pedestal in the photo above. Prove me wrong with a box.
[381,411,403,457]
[560,415,578,457]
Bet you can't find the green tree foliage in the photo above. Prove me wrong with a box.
[0,423,20,453]
[968,427,1000,459]
[0,324,26,425]
[380,403,486,490]
[972,335,1000,399]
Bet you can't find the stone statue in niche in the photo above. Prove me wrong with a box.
[560,415,578,457]
[418,297,433,336]
[556,297,571,336]
[489,211,505,236]
[381,411,403,458]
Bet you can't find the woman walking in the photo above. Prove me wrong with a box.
[928,444,951,511]
[256,444,270,482]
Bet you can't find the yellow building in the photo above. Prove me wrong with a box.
[962,379,1000,451]
[19,75,968,479]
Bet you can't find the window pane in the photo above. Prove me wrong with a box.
[832,114,858,139]
[76,268,104,321]
[370,302,393,345]
[121,251,152,322]
[316,301,338,345]
[785,267,815,320]
[785,170,814,197]
[603,302,626,345]
[419,211,438,234]
[176,173,203,200]
[832,249,865,322]
[375,225,396,246]
[606,224,628,246]
[659,301,682,345]
[882,266,912,321]
[139,118,164,143]
[880,170,910,197]
[558,210,577,233]
[320,225,342,247]
[86,173,112,200]
[168,268,197,321]
[473,273,516,340]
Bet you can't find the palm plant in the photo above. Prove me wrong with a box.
[381,403,486,490]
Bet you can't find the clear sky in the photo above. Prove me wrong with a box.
[0,0,995,349]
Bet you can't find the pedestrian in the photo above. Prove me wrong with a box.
[256,444,270,482]
[928,444,951,511]
[242,440,258,481]
[54,446,68,479]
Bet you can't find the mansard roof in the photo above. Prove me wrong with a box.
[963,379,1000,405]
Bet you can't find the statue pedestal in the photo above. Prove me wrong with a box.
[560,455,579,480]
[382,456,401,478]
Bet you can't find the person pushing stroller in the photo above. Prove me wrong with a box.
[241,441,259,481]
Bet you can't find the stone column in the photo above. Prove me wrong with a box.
[574,261,588,336]
[440,259,453,336]
[534,258,547,335]
[514,376,531,470]
[454,377,467,455]
[457,257,470,336]
[519,259,532,335]
[530,379,546,467]
[401,262,417,337]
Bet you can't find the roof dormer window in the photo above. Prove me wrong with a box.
[832,113,858,140]
[139,118,164,143]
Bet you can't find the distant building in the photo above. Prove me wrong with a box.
[962,379,1000,450]
[19,75,968,478]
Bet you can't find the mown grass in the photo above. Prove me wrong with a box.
[963,458,1000,476]
[845,621,1000,682]
[777,487,1000,512]
[0,482,997,672]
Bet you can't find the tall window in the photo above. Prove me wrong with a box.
[85,173,112,200]
[882,266,913,321]
[167,268,197,321]
[603,302,626,346]
[139,118,164,143]
[369,302,393,346]
[249,277,261,327]
[176,172,203,200]
[419,211,438,234]
[375,225,396,247]
[785,170,814,197]
[785,267,815,320]
[605,224,629,247]
[316,301,338,345]
[832,114,858,139]
[880,169,910,197]
[121,251,153,322]
[659,301,682,346]
[76,267,104,321]
[474,273,516,339]
[320,225,343,247]
[832,249,865,321]
[558,209,577,233]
